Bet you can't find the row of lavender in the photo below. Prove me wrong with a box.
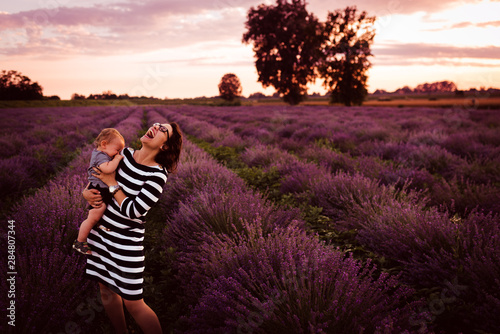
[1,107,146,333]
[160,105,500,216]
[134,109,427,333]
[155,105,500,333]
[0,106,137,214]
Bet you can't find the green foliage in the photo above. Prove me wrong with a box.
[315,137,357,153]
[236,166,283,201]
[188,135,246,169]
[212,99,242,106]
[278,191,330,226]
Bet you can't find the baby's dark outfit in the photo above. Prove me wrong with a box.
[87,150,114,207]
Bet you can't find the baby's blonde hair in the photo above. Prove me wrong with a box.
[94,128,125,148]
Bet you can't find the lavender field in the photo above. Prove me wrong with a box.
[2,104,500,333]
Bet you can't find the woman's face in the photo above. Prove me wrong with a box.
[141,122,172,149]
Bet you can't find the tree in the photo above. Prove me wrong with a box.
[71,93,86,100]
[242,0,323,105]
[218,73,242,101]
[248,92,267,99]
[395,86,413,95]
[0,70,43,100]
[101,90,118,99]
[414,81,457,93]
[319,6,376,106]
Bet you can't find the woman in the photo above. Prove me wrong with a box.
[83,122,182,334]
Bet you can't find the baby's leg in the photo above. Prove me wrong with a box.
[77,204,107,242]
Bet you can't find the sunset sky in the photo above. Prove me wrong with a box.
[1,0,499,99]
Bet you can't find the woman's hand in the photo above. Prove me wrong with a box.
[82,185,103,208]
[92,167,117,187]
[92,168,126,206]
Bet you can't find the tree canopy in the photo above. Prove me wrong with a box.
[218,73,242,101]
[0,70,44,100]
[242,0,323,105]
[319,6,376,106]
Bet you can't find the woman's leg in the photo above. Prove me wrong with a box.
[123,299,162,334]
[99,283,128,334]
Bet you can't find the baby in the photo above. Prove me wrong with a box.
[73,128,125,255]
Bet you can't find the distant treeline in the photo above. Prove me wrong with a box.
[4,69,499,102]
[373,80,500,96]
[71,91,161,101]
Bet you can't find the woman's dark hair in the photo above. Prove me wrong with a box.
[155,122,183,173]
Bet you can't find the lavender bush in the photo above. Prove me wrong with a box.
[431,176,500,215]
[165,187,303,303]
[165,184,302,255]
[301,145,357,174]
[240,144,295,168]
[458,211,500,332]
[14,248,94,333]
[309,171,402,222]
[181,223,423,333]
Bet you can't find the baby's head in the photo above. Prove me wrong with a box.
[94,128,125,157]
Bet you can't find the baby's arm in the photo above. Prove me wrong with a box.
[97,154,123,174]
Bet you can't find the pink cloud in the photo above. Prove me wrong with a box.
[373,58,499,67]
[1,0,486,31]
[309,0,477,17]
[1,5,165,30]
[374,43,500,59]
[0,0,241,38]
[372,42,500,68]
[0,1,246,56]
[477,20,500,27]
[428,20,500,30]
[449,22,475,29]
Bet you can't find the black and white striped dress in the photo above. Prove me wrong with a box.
[85,147,167,300]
